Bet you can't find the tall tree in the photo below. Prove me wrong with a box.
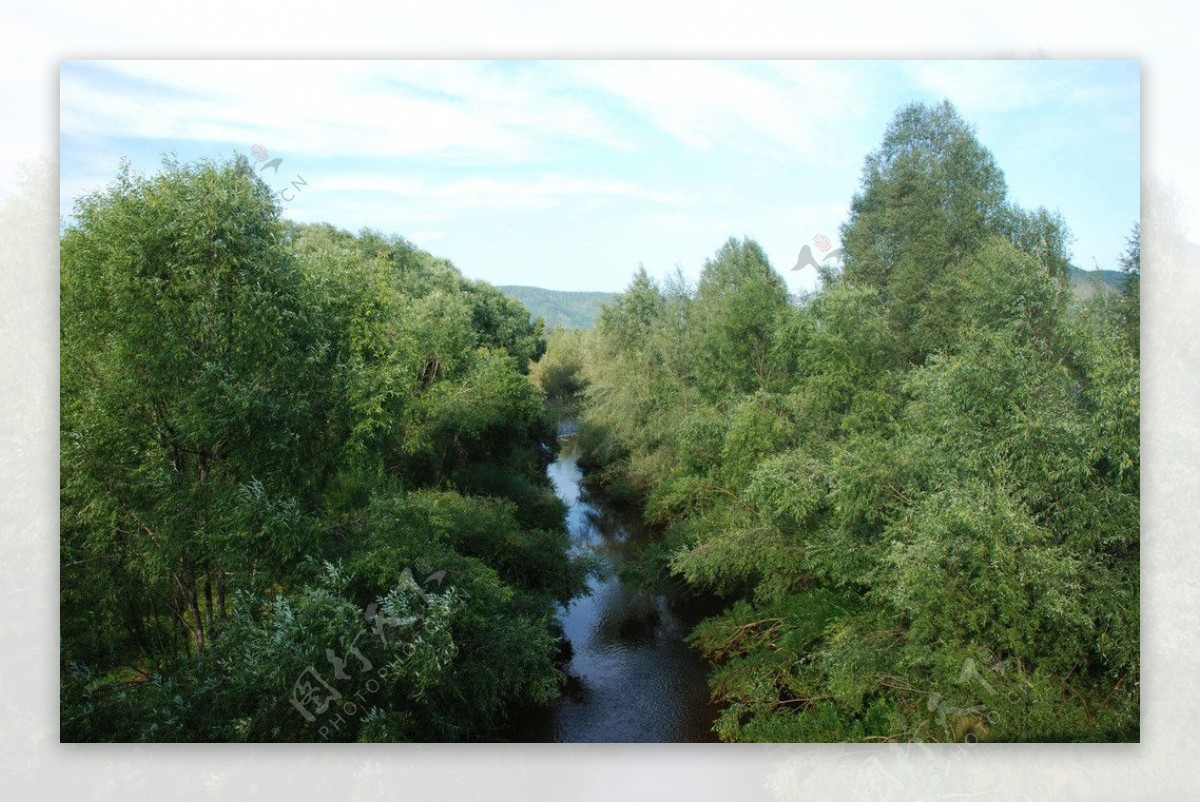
[62,156,326,657]
[839,100,1072,362]
[689,237,792,399]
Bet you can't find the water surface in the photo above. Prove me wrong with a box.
[512,434,719,742]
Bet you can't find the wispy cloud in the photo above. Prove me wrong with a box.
[58,60,1141,288]
[60,61,630,164]
[905,60,1138,121]
[562,60,862,160]
[316,172,693,212]
[906,60,1059,116]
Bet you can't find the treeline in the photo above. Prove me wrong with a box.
[60,156,589,741]
[563,102,1140,741]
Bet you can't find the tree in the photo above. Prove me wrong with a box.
[61,156,327,659]
[839,100,1072,362]
[1118,223,1140,354]
[61,156,588,742]
[689,237,793,399]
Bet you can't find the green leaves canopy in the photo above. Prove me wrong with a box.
[566,100,1139,742]
[61,156,586,742]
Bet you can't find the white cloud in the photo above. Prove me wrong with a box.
[56,59,1154,275]
[905,60,1138,121]
[58,60,875,220]
[309,172,693,221]
[60,61,634,165]
[63,61,628,166]
[561,60,864,160]
[406,230,445,244]
[906,60,1056,116]
[62,62,524,161]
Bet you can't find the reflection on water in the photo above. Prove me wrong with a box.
[512,435,718,742]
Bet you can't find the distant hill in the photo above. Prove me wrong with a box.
[503,267,1127,328]
[499,286,617,329]
[1069,265,1128,300]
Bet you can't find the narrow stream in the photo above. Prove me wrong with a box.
[511,433,719,742]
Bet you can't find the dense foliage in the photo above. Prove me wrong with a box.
[61,99,1139,744]
[60,156,587,742]
[567,101,1139,742]
[529,326,590,422]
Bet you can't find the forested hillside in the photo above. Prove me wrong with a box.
[560,101,1140,742]
[498,285,616,329]
[503,256,1120,331]
[60,157,588,741]
[1068,265,1128,300]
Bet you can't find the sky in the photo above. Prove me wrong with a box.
[59,60,1140,293]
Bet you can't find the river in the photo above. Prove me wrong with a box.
[509,432,720,742]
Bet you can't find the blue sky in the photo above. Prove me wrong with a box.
[59,60,1140,293]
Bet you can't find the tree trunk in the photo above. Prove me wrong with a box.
[203,572,216,643]
[176,569,206,653]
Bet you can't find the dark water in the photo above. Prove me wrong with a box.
[510,434,719,742]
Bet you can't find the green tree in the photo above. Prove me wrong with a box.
[840,100,1072,362]
[61,156,329,661]
[61,156,587,742]
[689,237,793,399]
[574,100,1139,743]
[1118,223,1140,354]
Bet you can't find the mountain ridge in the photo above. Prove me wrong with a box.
[498,285,617,329]
[501,266,1129,329]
